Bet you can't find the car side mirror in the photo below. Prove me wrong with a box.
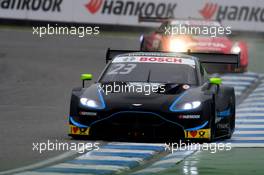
[81,74,93,88]
[209,77,222,85]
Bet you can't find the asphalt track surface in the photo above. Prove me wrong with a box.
[0,28,139,171]
[160,148,264,175]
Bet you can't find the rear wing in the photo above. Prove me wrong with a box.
[105,49,240,73]
[189,52,240,73]
[188,52,240,66]
[138,16,222,24]
[105,48,139,63]
[138,16,173,23]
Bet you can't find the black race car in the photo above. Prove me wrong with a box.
[68,49,238,141]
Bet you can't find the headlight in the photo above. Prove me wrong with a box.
[231,45,241,54]
[170,100,201,112]
[80,97,105,109]
[169,39,188,52]
[182,101,201,110]
[139,35,144,42]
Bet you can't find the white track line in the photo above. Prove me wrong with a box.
[88,148,155,154]
[230,143,264,147]
[234,131,264,134]
[77,155,142,162]
[235,124,264,128]
[237,108,264,112]
[52,163,129,172]
[16,172,90,175]
[108,142,164,147]
[236,113,264,117]
[231,137,264,140]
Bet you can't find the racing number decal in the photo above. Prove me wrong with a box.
[107,64,136,75]
[107,64,123,75]
[120,64,136,74]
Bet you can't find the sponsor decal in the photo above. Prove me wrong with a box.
[0,0,63,12]
[217,123,229,129]
[140,57,183,63]
[69,125,90,135]
[79,111,97,116]
[112,56,195,66]
[85,0,103,14]
[84,0,177,17]
[185,129,210,139]
[179,114,200,119]
[189,42,226,48]
[199,3,218,20]
[199,2,264,22]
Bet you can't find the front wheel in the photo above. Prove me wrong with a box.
[224,95,236,139]
[210,102,217,142]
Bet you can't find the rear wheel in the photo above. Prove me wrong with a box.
[230,94,236,132]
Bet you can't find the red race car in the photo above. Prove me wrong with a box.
[139,17,248,72]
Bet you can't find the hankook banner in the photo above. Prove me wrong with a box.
[0,0,264,32]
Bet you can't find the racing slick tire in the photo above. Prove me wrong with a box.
[210,100,217,142]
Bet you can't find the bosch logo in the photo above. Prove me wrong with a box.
[85,0,103,14]
[199,3,218,20]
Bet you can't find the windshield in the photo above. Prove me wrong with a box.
[100,56,197,85]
